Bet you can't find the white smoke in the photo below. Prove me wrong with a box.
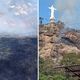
[55,0,80,29]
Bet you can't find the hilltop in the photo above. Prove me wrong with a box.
[39,21,80,64]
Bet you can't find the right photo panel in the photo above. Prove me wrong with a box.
[39,0,80,80]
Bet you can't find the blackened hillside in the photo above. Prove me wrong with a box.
[0,37,37,80]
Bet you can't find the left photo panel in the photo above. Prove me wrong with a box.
[0,0,38,80]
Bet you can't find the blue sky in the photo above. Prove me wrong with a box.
[0,0,37,37]
[39,0,58,23]
[39,0,80,29]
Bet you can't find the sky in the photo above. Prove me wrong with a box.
[39,0,80,29]
[0,0,37,37]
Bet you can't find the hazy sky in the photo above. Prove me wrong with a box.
[39,0,80,29]
[0,0,37,37]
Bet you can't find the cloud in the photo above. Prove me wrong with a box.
[0,13,37,36]
[0,12,4,17]
[9,1,37,16]
[0,0,37,37]
[10,4,28,16]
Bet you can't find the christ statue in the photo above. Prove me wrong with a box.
[49,5,56,20]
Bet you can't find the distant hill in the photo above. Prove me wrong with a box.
[0,37,37,80]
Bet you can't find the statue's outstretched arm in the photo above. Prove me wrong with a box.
[49,7,51,9]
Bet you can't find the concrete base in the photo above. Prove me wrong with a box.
[50,19,54,23]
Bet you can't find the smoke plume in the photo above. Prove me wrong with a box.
[55,0,80,29]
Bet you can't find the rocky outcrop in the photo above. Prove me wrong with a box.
[64,31,80,49]
[39,21,80,61]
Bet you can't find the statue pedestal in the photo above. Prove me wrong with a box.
[50,19,56,27]
[50,19,54,23]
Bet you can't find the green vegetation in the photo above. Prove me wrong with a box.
[39,53,80,80]
[61,53,80,65]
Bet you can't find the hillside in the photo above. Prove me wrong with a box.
[39,21,80,80]
[39,21,80,61]
[0,37,37,80]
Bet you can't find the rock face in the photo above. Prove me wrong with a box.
[64,31,80,49]
[39,21,80,62]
